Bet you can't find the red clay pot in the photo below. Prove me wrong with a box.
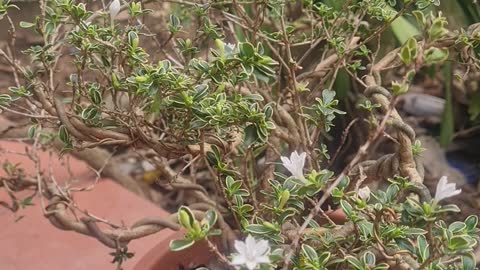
[133,230,216,270]
[324,208,347,224]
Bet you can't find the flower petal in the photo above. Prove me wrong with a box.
[434,176,462,202]
[109,0,121,18]
[435,176,448,196]
[435,191,447,202]
[358,186,371,200]
[449,188,462,197]
[297,152,306,168]
[256,255,271,264]
[234,240,247,254]
[245,260,258,270]
[253,239,269,256]
[245,235,256,250]
[281,156,294,173]
[280,156,291,165]
[291,152,300,166]
[231,254,247,265]
[444,182,456,191]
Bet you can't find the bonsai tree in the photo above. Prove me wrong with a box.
[0,0,479,269]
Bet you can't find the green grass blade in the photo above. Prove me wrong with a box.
[440,62,454,147]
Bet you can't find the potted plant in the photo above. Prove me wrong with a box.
[0,0,479,269]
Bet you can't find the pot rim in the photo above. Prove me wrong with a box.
[133,230,215,270]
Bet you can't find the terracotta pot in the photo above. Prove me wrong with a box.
[324,208,347,224]
[133,230,216,270]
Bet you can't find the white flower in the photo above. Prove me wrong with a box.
[280,151,306,180]
[231,235,270,270]
[434,176,461,202]
[225,43,236,52]
[358,186,371,201]
[109,0,121,21]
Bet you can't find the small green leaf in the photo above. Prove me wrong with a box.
[357,220,374,241]
[168,14,181,33]
[424,47,449,65]
[337,176,350,189]
[169,239,195,251]
[239,42,255,59]
[243,94,264,101]
[396,238,415,254]
[243,124,258,146]
[363,251,375,266]
[428,16,448,41]
[0,94,12,106]
[346,256,364,270]
[178,206,195,230]
[245,224,272,234]
[27,125,37,139]
[392,81,408,96]
[462,253,476,270]
[318,252,331,266]
[386,184,399,202]
[128,31,139,48]
[436,204,461,213]
[399,45,412,65]
[208,229,222,236]
[20,196,35,209]
[193,84,209,101]
[89,89,102,105]
[58,125,71,144]
[403,228,426,235]
[412,10,426,28]
[19,21,35,28]
[204,209,218,229]
[449,236,471,250]
[340,200,354,219]
[373,263,390,270]
[417,235,430,263]
[449,221,466,233]
[301,244,318,263]
[264,104,273,119]
[465,215,478,231]
[398,38,418,65]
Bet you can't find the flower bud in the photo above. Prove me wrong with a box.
[278,190,290,209]
[134,75,148,83]
[128,31,139,49]
[179,209,192,230]
[109,0,121,20]
[262,221,277,231]
[192,221,202,234]
[215,39,225,56]
[111,72,120,89]
[358,186,371,201]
